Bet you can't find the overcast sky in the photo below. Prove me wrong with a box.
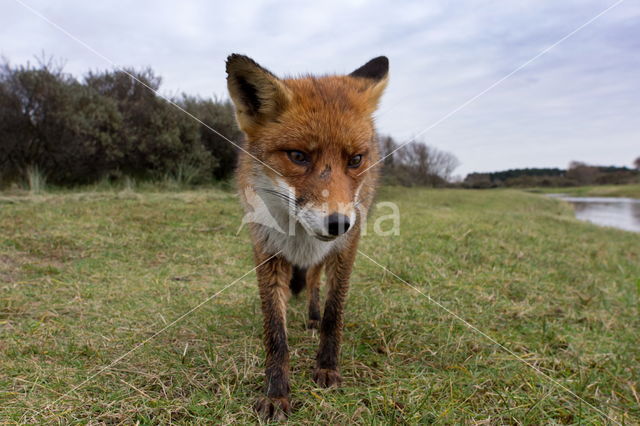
[2,0,638,176]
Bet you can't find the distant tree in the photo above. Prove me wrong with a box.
[486,167,565,183]
[378,135,459,187]
[634,156,640,170]
[379,135,397,169]
[566,161,600,185]
[464,161,639,189]
[464,173,494,188]
[427,145,460,181]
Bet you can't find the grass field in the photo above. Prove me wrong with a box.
[1,186,639,424]
[527,183,640,199]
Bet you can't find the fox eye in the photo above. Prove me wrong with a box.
[287,150,310,166]
[348,154,363,168]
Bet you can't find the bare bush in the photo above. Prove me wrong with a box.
[566,161,600,185]
[379,135,459,187]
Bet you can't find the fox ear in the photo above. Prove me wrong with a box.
[226,54,291,133]
[349,56,389,111]
[350,56,389,81]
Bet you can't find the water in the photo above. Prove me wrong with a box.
[548,194,640,233]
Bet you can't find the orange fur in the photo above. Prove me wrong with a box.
[238,78,381,206]
[226,54,388,419]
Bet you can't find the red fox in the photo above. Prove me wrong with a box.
[226,54,388,420]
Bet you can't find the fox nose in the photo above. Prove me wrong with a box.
[326,213,351,236]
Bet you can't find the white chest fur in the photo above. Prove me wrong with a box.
[256,221,339,268]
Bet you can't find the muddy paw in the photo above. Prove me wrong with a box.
[313,368,342,388]
[306,319,320,330]
[254,396,290,421]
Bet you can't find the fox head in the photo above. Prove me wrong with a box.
[227,54,388,241]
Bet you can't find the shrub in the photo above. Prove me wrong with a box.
[179,95,242,180]
[85,69,217,183]
[0,60,242,186]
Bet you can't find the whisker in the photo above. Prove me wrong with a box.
[256,187,296,201]
[255,188,299,211]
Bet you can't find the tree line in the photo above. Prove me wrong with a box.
[464,162,639,188]
[0,58,459,189]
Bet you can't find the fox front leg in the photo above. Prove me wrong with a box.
[313,235,358,387]
[254,253,292,420]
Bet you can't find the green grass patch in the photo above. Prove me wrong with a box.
[527,183,640,199]
[1,187,638,423]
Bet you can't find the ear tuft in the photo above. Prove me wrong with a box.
[349,56,389,81]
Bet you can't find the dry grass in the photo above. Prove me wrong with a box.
[0,186,638,424]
